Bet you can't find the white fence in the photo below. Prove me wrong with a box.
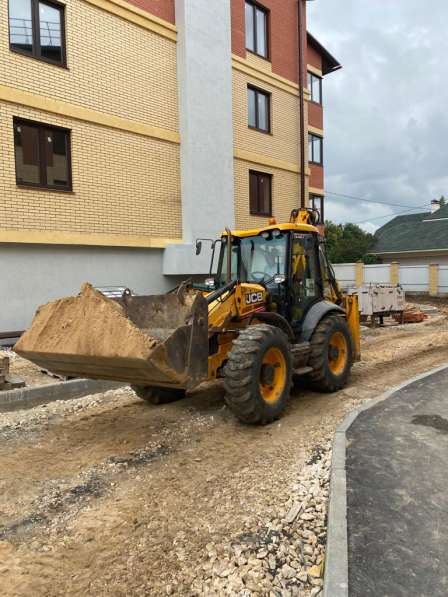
[440,267,448,293]
[399,266,429,292]
[332,263,357,287]
[363,264,392,284]
[333,262,446,295]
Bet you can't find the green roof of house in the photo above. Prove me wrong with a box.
[372,206,448,254]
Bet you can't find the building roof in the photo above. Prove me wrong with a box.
[307,32,342,75]
[372,206,448,254]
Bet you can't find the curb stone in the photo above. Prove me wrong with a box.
[323,363,448,597]
[0,379,125,413]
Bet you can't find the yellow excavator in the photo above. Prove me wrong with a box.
[15,208,360,424]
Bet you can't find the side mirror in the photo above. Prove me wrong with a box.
[195,240,202,256]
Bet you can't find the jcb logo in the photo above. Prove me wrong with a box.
[245,292,263,305]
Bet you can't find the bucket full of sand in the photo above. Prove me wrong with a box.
[15,284,209,390]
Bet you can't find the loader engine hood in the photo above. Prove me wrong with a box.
[15,284,209,390]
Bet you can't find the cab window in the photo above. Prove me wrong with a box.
[290,233,321,322]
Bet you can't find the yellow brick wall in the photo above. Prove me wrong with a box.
[0,0,178,131]
[232,69,300,164]
[232,64,308,229]
[0,102,181,238]
[245,51,273,74]
[234,159,300,230]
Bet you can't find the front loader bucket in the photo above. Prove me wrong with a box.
[15,284,209,390]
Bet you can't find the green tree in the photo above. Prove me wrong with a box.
[324,220,378,264]
[438,195,446,207]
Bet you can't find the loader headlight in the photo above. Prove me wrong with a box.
[274,275,285,285]
[205,278,216,289]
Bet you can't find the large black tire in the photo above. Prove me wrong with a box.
[223,324,292,425]
[306,315,353,392]
[131,385,186,405]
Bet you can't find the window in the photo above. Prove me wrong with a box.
[308,133,323,165]
[308,72,322,104]
[248,86,271,133]
[14,118,72,190]
[249,171,272,216]
[8,0,66,66]
[310,194,324,223]
[245,1,268,59]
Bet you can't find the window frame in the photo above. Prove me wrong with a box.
[245,0,270,60]
[310,194,324,223]
[308,71,323,105]
[249,170,272,217]
[13,117,73,192]
[308,133,323,166]
[8,0,67,68]
[248,84,271,134]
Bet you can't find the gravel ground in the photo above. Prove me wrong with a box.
[0,311,447,596]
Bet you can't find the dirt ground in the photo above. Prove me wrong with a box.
[0,311,447,596]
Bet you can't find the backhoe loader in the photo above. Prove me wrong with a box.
[15,208,360,424]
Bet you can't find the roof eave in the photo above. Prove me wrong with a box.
[307,31,342,76]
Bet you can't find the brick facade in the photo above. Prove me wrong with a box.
[0,0,178,131]
[231,0,306,84]
[308,100,323,130]
[0,0,180,242]
[126,0,175,24]
[0,102,181,238]
[1,0,336,244]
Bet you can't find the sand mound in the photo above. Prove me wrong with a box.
[15,283,157,361]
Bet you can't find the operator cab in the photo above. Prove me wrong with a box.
[214,223,326,330]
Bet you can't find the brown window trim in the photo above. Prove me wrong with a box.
[13,117,73,192]
[310,193,324,223]
[307,71,323,106]
[308,133,323,166]
[249,170,272,217]
[248,84,272,134]
[245,0,270,61]
[8,0,67,68]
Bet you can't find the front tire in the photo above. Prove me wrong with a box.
[223,324,292,425]
[306,315,353,392]
[131,385,186,405]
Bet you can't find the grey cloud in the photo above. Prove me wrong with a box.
[308,0,448,230]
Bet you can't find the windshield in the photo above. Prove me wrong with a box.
[218,231,287,285]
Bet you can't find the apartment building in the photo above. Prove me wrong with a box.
[0,0,340,333]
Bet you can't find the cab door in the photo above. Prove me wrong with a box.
[289,232,323,326]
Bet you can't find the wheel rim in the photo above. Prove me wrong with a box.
[328,331,348,376]
[259,347,287,403]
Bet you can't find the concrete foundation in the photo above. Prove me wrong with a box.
[0,244,192,332]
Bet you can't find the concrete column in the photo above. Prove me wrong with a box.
[355,261,364,287]
[390,262,400,286]
[164,0,235,275]
[429,263,439,297]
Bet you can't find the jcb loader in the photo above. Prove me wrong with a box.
[15,208,360,424]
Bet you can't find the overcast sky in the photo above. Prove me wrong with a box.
[307,0,448,233]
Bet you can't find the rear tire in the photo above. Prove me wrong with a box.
[306,315,353,392]
[131,385,186,405]
[223,324,292,425]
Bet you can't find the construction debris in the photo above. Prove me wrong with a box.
[0,355,25,391]
[393,304,428,324]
